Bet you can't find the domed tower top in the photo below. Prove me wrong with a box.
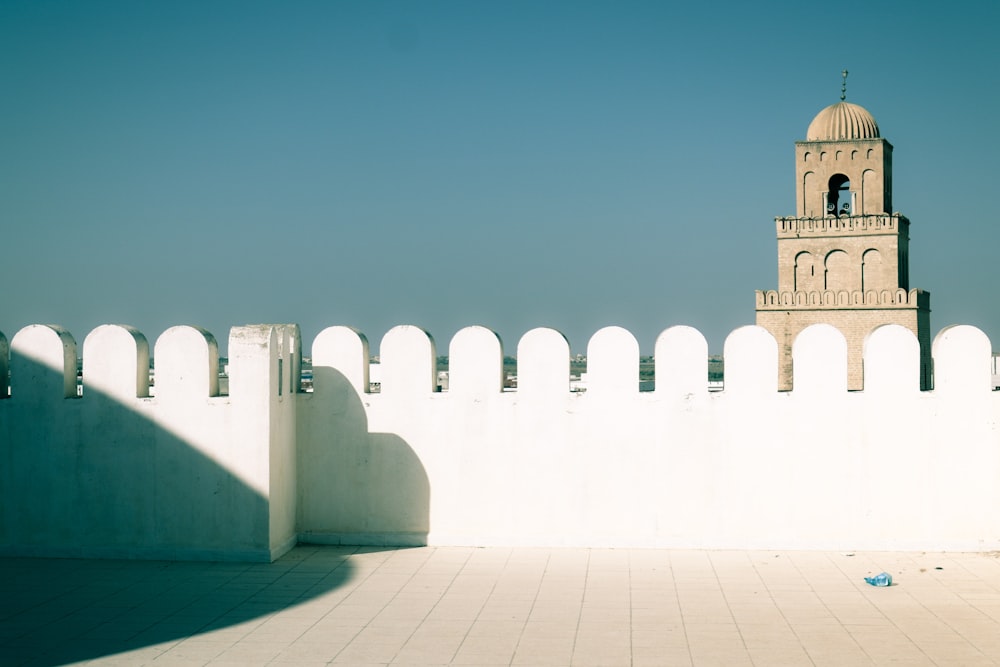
[794,70,893,217]
[806,102,880,141]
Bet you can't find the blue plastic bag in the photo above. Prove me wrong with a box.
[864,572,892,587]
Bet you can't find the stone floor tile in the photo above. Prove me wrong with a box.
[520,625,577,642]
[391,640,462,664]
[510,639,575,665]
[330,640,404,663]
[210,640,287,663]
[632,650,694,667]
[686,646,755,666]
[206,654,274,667]
[6,546,1000,666]
[454,633,520,656]
[744,647,816,666]
[271,640,343,662]
[448,653,513,666]
[155,639,231,662]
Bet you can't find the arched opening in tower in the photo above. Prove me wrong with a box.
[826,174,852,217]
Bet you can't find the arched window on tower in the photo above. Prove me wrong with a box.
[794,251,819,292]
[862,249,883,292]
[825,250,851,291]
[825,174,854,217]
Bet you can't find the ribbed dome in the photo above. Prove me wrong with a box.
[806,102,880,141]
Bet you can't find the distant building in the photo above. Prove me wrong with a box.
[756,81,931,390]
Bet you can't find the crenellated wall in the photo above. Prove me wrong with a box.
[756,288,928,309]
[776,214,907,237]
[2,321,999,560]
[0,323,301,562]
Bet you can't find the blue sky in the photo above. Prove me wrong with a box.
[3,1,999,356]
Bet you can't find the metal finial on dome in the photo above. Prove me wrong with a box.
[841,69,848,101]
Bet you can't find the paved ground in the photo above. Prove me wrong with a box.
[2,546,1000,666]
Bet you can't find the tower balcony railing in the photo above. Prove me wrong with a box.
[776,213,909,237]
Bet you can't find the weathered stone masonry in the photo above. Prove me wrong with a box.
[756,99,932,390]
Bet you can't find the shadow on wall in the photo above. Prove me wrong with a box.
[0,323,429,664]
[0,326,270,560]
[297,365,431,545]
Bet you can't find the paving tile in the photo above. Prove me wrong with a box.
[686,645,754,666]
[454,633,520,655]
[448,652,514,666]
[386,639,462,665]
[510,637,575,665]
[6,546,1000,666]
[331,640,404,663]
[633,649,694,667]
[520,622,577,640]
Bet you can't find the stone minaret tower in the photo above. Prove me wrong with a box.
[756,74,931,390]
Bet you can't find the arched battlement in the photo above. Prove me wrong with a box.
[654,325,708,397]
[449,326,504,398]
[312,326,370,397]
[792,324,847,394]
[154,326,220,400]
[0,320,980,404]
[864,324,920,394]
[754,290,780,307]
[757,288,923,310]
[11,324,78,400]
[83,324,151,401]
[586,326,639,396]
[380,325,437,397]
[775,214,904,237]
[516,327,570,397]
[3,320,1000,556]
[933,325,993,394]
[723,326,778,395]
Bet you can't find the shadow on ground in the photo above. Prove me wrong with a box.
[0,546,360,666]
[0,327,430,665]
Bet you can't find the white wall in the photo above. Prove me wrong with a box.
[298,322,1000,552]
[0,323,298,561]
[2,320,999,560]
